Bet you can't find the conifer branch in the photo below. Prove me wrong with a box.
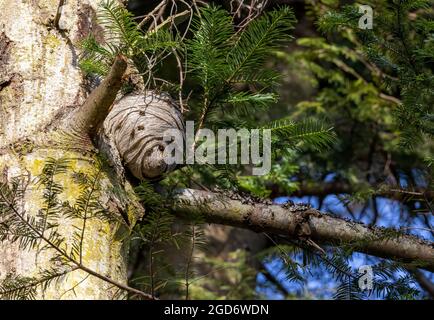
[0,161,154,300]
[1,185,154,299]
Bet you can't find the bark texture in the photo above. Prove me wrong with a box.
[0,0,143,299]
[172,189,434,272]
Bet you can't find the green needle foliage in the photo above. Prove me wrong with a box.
[317,0,434,148]
[79,2,336,164]
[265,118,337,152]
[0,157,131,299]
[182,5,336,193]
[187,6,296,119]
[79,0,178,83]
[270,0,433,207]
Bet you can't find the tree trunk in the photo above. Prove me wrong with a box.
[0,0,143,299]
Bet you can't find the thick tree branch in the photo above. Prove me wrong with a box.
[171,189,434,272]
[67,55,128,136]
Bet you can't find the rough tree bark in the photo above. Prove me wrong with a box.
[172,189,434,272]
[0,0,144,299]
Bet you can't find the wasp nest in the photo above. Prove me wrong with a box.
[104,91,185,180]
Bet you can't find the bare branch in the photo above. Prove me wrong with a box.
[137,0,168,29]
[171,189,434,272]
[67,55,128,137]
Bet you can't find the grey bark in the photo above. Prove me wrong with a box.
[172,189,434,272]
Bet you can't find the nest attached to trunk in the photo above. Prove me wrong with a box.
[104,91,185,180]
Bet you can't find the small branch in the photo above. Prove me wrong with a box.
[260,262,290,297]
[1,185,155,300]
[171,189,434,272]
[172,48,187,113]
[378,93,402,105]
[53,0,65,30]
[67,55,127,137]
[150,10,191,34]
[195,100,208,141]
[331,58,401,105]
[138,0,168,29]
[184,224,197,300]
[0,266,79,298]
[148,1,169,32]
[58,274,90,299]
[410,269,434,298]
[77,263,156,300]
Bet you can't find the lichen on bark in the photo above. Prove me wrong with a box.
[0,0,145,299]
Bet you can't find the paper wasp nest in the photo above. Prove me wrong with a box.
[104,91,185,180]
